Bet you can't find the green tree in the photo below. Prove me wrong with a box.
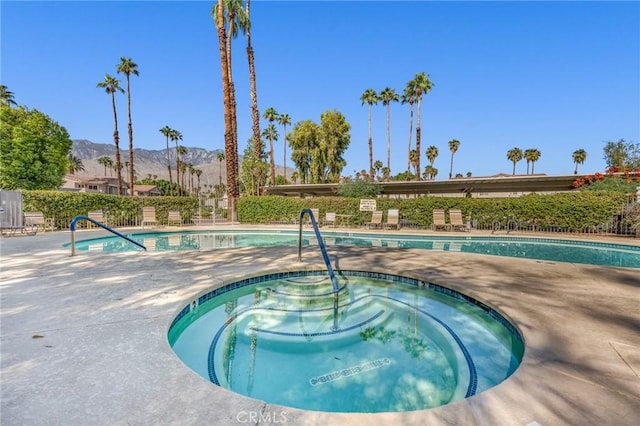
[0,105,72,189]
[96,74,125,195]
[159,126,174,195]
[572,148,587,174]
[117,56,139,197]
[177,145,188,195]
[401,82,416,178]
[217,151,225,186]
[289,120,319,184]
[0,85,17,107]
[97,156,113,176]
[262,107,279,185]
[412,72,434,180]
[507,147,523,175]
[379,87,399,172]
[315,110,351,183]
[409,149,419,177]
[426,145,438,167]
[240,138,268,196]
[603,139,639,169]
[528,148,541,174]
[360,88,378,179]
[447,139,460,179]
[67,154,85,174]
[374,159,383,181]
[244,0,262,185]
[278,113,291,182]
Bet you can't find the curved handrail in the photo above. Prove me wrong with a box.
[297,209,339,301]
[69,215,146,256]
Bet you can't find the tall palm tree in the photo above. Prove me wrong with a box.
[0,85,17,106]
[97,156,113,176]
[506,147,523,175]
[379,87,399,172]
[97,74,125,195]
[195,168,202,196]
[217,151,225,186]
[159,126,174,195]
[278,113,291,182]
[360,88,378,179]
[412,72,434,180]
[374,160,383,181]
[524,148,534,174]
[117,57,139,197]
[67,154,85,175]
[244,0,261,179]
[409,149,419,177]
[170,130,183,195]
[426,145,439,167]
[401,81,416,178]
[262,107,279,185]
[448,139,460,179]
[572,149,587,174]
[529,148,541,174]
[177,146,188,195]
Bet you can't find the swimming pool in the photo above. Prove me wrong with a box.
[168,270,524,413]
[68,230,640,268]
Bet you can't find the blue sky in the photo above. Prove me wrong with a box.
[2,1,639,178]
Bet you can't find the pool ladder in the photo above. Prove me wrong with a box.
[69,215,146,256]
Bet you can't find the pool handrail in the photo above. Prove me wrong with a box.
[69,215,147,256]
[298,209,339,300]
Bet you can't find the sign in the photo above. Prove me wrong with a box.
[359,199,377,211]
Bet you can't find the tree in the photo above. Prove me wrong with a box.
[426,145,438,168]
[216,151,225,186]
[240,138,268,196]
[278,113,291,182]
[528,148,541,174]
[170,130,183,195]
[360,88,378,179]
[603,139,639,169]
[0,105,72,189]
[262,107,279,185]
[195,168,202,196]
[159,126,174,195]
[244,0,262,188]
[447,139,460,179]
[67,154,84,174]
[401,82,416,178]
[572,149,587,174]
[117,57,139,197]
[379,87,399,172]
[315,110,351,183]
[96,74,125,195]
[177,145,188,194]
[97,156,113,176]
[374,160,383,181]
[412,72,434,180]
[0,85,17,107]
[289,120,319,184]
[409,149,419,177]
[506,147,523,175]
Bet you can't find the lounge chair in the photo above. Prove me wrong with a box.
[304,208,320,227]
[448,209,468,232]
[384,209,400,230]
[24,211,54,232]
[323,212,336,228]
[432,209,450,231]
[365,210,383,229]
[141,206,158,229]
[167,211,182,226]
[87,211,105,228]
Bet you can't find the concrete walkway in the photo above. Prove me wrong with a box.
[1,228,639,425]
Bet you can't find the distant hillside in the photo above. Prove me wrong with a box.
[71,139,292,187]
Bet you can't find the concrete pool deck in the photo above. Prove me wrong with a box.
[1,227,639,425]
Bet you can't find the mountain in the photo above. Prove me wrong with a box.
[71,139,292,187]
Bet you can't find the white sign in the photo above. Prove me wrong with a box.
[359,199,377,211]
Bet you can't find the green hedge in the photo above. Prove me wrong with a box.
[238,192,630,232]
[23,190,198,229]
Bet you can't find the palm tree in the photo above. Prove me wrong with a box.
[447,139,460,179]
[159,126,174,195]
[97,74,125,195]
[507,147,523,175]
[97,156,113,176]
[170,130,183,195]
[529,148,541,174]
[0,85,17,106]
[117,57,139,197]
[572,149,587,174]
[262,107,279,185]
[374,160,383,181]
[217,151,225,186]
[412,72,434,180]
[360,88,378,179]
[244,0,261,176]
[524,148,534,174]
[409,149,419,177]
[401,82,416,178]
[195,168,202,196]
[278,113,291,182]
[379,87,399,172]
[426,145,438,168]
[67,154,84,174]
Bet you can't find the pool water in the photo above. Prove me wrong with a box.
[169,271,524,413]
[69,230,640,268]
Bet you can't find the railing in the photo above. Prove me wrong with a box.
[297,208,340,313]
[69,215,146,256]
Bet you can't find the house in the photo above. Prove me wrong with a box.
[128,185,162,197]
[61,174,127,195]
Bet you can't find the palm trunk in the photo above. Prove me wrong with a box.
[368,105,373,179]
[165,137,173,195]
[415,96,422,181]
[407,102,413,178]
[386,103,391,172]
[175,144,181,196]
[269,133,276,186]
[246,0,262,193]
[449,153,455,179]
[110,92,123,196]
[283,124,287,183]
[126,74,134,197]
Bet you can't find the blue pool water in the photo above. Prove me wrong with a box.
[168,270,524,413]
[68,230,640,268]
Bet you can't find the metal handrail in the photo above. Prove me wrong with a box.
[69,215,146,256]
[297,208,339,303]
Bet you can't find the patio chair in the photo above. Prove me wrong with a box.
[365,210,383,229]
[87,211,105,228]
[323,212,336,228]
[432,209,450,231]
[141,206,158,229]
[24,211,54,233]
[384,209,400,230]
[167,211,182,226]
[448,209,468,232]
[304,208,320,227]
